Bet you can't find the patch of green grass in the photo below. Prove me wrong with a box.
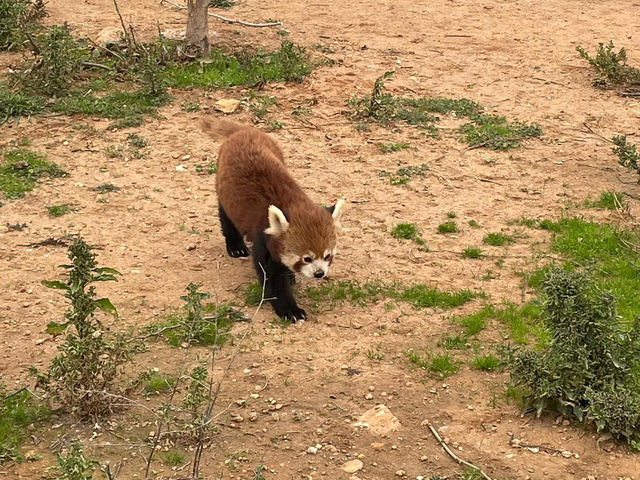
[495,301,547,346]
[391,222,419,239]
[462,246,483,259]
[164,41,312,88]
[577,41,640,87]
[437,220,458,234]
[460,467,484,480]
[446,211,457,219]
[0,86,45,123]
[429,353,459,378]
[438,334,468,350]
[303,279,481,311]
[127,133,148,148]
[468,219,481,228]
[471,354,500,371]
[459,114,542,150]
[143,372,176,394]
[612,135,639,180]
[51,89,170,124]
[583,191,625,210]
[243,281,264,306]
[181,100,201,112]
[47,204,70,217]
[162,450,185,466]
[195,162,217,174]
[378,141,410,154]
[1,385,50,463]
[483,232,515,246]
[455,304,494,336]
[379,163,429,185]
[0,148,67,198]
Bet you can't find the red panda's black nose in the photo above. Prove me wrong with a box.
[314,270,325,278]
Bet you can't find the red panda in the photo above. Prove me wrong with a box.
[201,119,345,322]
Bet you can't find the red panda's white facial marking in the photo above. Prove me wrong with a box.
[299,248,336,279]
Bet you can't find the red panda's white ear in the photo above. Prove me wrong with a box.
[265,205,289,236]
[331,198,346,228]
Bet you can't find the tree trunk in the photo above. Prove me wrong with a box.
[185,0,210,56]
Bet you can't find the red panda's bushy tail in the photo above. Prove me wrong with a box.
[200,118,245,140]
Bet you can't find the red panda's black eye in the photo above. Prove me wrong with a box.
[303,256,313,263]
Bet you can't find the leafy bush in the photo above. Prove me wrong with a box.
[0,148,66,198]
[577,41,640,87]
[31,237,144,418]
[612,135,639,181]
[54,441,96,480]
[509,268,640,444]
[460,114,542,150]
[21,24,83,96]
[0,0,46,51]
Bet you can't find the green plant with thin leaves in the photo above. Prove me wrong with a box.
[510,268,640,445]
[577,41,640,87]
[438,220,458,234]
[612,135,639,182]
[483,232,514,246]
[0,0,47,51]
[462,246,483,259]
[54,441,97,480]
[460,114,542,150]
[47,203,70,217]
[1,148,66,198]
[378,141,409,153]
[30,237,144,418]
[0,85,45,123]
[379,163,429,185]
[583,191,625,210]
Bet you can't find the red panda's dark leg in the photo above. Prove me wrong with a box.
[253,233,307,322]
[219,204,250,258]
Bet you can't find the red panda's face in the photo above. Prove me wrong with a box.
[265,200,345,278]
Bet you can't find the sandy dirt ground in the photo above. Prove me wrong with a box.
[1,0,640,479]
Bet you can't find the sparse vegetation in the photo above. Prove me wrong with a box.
[0,384,50,463]
[612,135,639,181]
[437,220,459,234]
[92,183,119,193]
[483,232,515,246]
[510,268,640,445]
[0,86,45,123]
[53,440,96,480]
[127,132,148,148]
[472,354,501,371]
[47,203,70,217]
[141,371,176,394]
[462,246,483,259]
[0,0,47,51]
[0,148,66,198]
[583,191,625,210]
[209,0,235,7]
[182,100,201,112]
[379,163,429,185]
[143,283,245,347]
[162,450,185,466]
[195,162,217,174]
[577,41,640,88]
[459,114,542,150]
[406,350,459,378]
[391,222,427,247]
[378,141,410,153]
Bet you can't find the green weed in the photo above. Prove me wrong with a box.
[0,385,50,463]
[379,163,429,185]
[0,148,67,198]
[391,222,426,247]
[0,0,46,51]
[182,100,200,112]
[92,183,119,193]
[47,204,70,217]
[612,135,639,181]
[142,372,176,394]
[195,162,217,174]
[0,86,45,123]
[455,304,494,336]
[583,191,625,210]
[127,133,148,148]
[468,219,481,228]
[54,440,96,480]
[437,221,458,234]
[162,450,185,466]
[462,246,483,259]
[446,211,457,219]
[438,334,468,350]
[459,114,542,150]
[577,41,640,87]
[483,232,515,246]
[471,354,501,371]
[429,353,459,378]
[378,141,410,153]
[209,0,235,8]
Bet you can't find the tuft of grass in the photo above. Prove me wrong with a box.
[446,211,457,219]
[576,41,640,87]
[162,450,185,466]
[468,219,481,228]
[247,93,278,119]
[429,353,459,378]
[379,163,429,185]
[612,135,639,181]
[0,148,67,198]
[182,100,200,112]
[482,232,515,246]
[165,41,312,88]
[47,204,70,217]
[438,334,468,350]
[143,372,176,394]
[437,220,459,234]
[0,86,45,123]
[378,141,410,154]
[495,301,547,346]
[391,222,419,239]
[92,183,120,194]
[583,191,625,210]
[462,246,483,259]
[0,385,50,463]
[455,304,494,336]
[471,354,501,371]
[127,133,148,148]
[460,114,542,150]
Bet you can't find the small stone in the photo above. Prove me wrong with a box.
[307,446,318,455]
[364,393,373,400]
[561,450,573,458]
[214,98,241,114]
[420,455,428,461]
[395,470,406,477]
[176,164,186,171]
[368,386,375,392]
[342,460,363,474]
[186,245,196,251]
[371,442,384,450]
[35,338,45,345]
[325,445,337,453]
[63,141,69,146]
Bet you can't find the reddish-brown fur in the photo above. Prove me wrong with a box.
[202,119,337,265]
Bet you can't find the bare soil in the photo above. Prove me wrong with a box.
[1,1,640,479]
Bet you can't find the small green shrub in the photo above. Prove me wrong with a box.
[510,268,640,445]
[379,163,429,185]
[92,183,119,193]
[471,354,500,371]
[126,133,148,148]
[0,148,66,198]
[0,86,45,123]
[54,441,96,480]
[460,114,542,150]
[483,232,515,246]
[0,0,46,51]
[0,385,50,463]
[429,353,459,378]
[437,221,458,234]
[446,211,456,219]
[612,135,639,181]
[378,142,409,153]
[182,100,200,112]
[438,334,468,350]
[456,304,494,336]
[462,246,483,259]
[391,222,419,239]
[143,283,246,347]
[195,162,217,174]
[577,41,640,87]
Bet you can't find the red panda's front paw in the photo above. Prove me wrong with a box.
[277,305,307,323]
